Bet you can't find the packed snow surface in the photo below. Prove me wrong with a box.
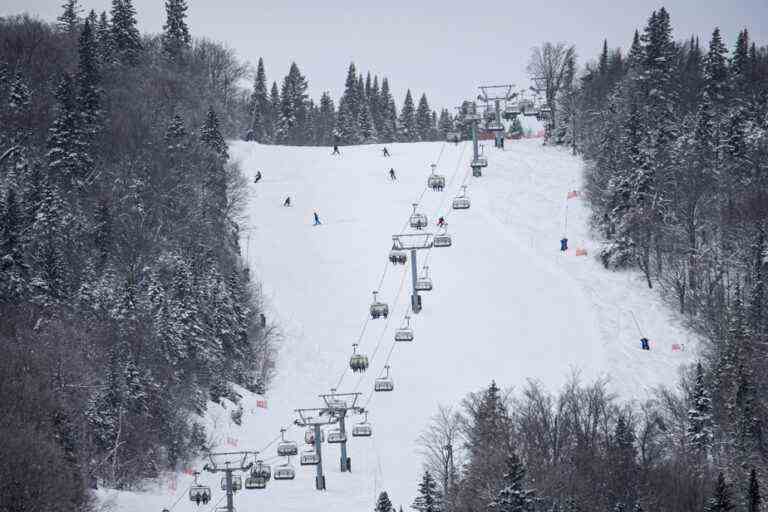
[99,139,697,512]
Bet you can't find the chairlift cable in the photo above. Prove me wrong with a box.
[164,483,193,511]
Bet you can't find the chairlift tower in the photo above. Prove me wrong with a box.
[294,407,340,490]
[457,102,483,177]
[202,451,254,512]
[318,390,365,473]
[478,85,516,149]
[392,231,434,314]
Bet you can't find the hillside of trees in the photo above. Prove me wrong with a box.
[244,59,456,146]
[438,7,768,511]
[0,1,277,510]
[416,377,762,512]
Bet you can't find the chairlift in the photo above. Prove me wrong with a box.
[471,156,488,169]
[452,185,471,210]
[446,131,461,143]
[389,244,407,265]
[189,473,212,505]
[394,315,414,342]
[305,428,325,445]
[433,231,452,248]
[352,411,373,437]
[427,165,446,191]
[221,475,242,491]
[349,343,370,372]
[252,460,271,481]
[244,475,267,490]
[415,266,433,292]
[300,449,320,466]
[486,120,504,132]
[277,428,298,456]
[327,428,347,444]
[369,291,389,319]
[503,104,521,119]
[483,110,496,121]
[374,365,394,392]
[409,203,428,229]
[274,461,296,481]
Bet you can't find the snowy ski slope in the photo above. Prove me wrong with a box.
[99,139,698,512]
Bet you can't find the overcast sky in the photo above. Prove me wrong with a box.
[2,0,766,111]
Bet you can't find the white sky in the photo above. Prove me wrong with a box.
[2,0,766,111]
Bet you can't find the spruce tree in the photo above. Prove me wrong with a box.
[316,92,336,146]
[687,362,713,456]
[77,18,101,137]
[277,62,309,145]
[379,77,397,142]
[161,0,191,61]
[358,104,377,143]
[337,62,362,144]
[488,453,535,512]
[47,73,91,187]
[415,94,432,141]
[437,109,453,139]
[246,58,270,142]
[268,81,280,141]
[706,473,734,512]
[110,0,142,66]
[58,0,81,33]
[412,471,441,512]
[0,188,29,301]
[399,89,416,142]
[200,106,228,159]
[376,491,394,512]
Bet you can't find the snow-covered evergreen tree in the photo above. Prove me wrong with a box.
[687,362,713,457]
[399,89,416,142]
[58,0,81,33]
[488,453,536,512]
[706,473,734,512]
[200,106,228,159]
[110,0,142,65]
[246,58,270,142]
[415,93,432,141]
[376,491,394,512]
[161,0,191,61]
[412,471,441,512]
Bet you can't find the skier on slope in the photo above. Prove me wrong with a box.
[253,171,262,183]
[389,168,397,181]
[640,337,650,350]
[382,147,390,157]
[313,211,321,225]
[332,144,341,155]
[283,196,291,207]
[437,216,446,228]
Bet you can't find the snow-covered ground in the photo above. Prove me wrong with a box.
[99,138,697,512]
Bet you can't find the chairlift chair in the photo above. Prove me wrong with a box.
[277,440,298,456]
[427,166,446,191]
[483,110,496,121]
[277,427,298,456]
[300,449,320,466]
[389,244,407,265]
[452,185,471,210]
[253,461,271,481]
[305,428,325,444]
[374,365,395,392]
[244,475,267,490]
[433,232,452,248]
[327,428,347,444]
[409,202,429,229]
[369,291,389,319]
[352,412,373,437]
[221,475,242,491]
[486,120,504,132]
[274,463,296,481]
[349,343,370,372]
[415,266,433,292]
[189,485,212,504]
[472,156,488,169]
[394,315,414,342]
